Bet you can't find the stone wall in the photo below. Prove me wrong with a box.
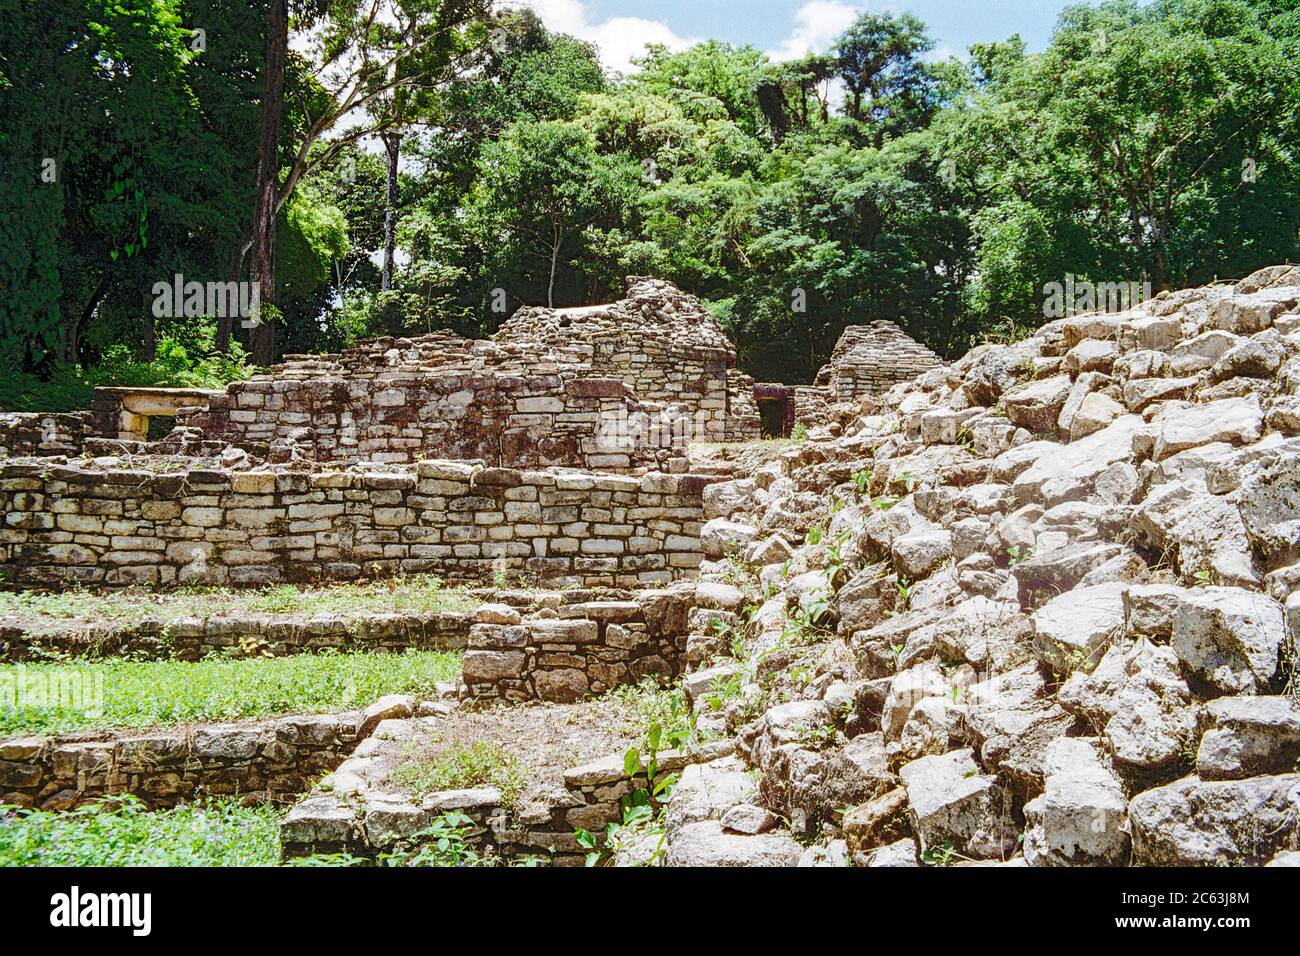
[793,385,835,428]
[0,460,715,590]
[461,596,687,703]
[179,334,659,470]
[91,387,220,442]
[815,321,944,402]
[496,278,759,444]
[280,737,730,864]
[726,370,762,441]
[0,709,367,810]
[173,278,763,468]
[0,608,474,663]
[0,412,93,458]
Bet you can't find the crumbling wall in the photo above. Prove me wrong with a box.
[91,387,220,442]
[0,712,365,810]
[496,278,760,444]
[0,412,93,458]
[0,460,715,590]
[816,321,944,402]
[462,599,685,703]
[179,335,661,470]
[725,370,762,441]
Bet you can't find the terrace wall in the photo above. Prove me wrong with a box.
[0,412,94,458]
[0,461,716,590]
[461,597,688,703]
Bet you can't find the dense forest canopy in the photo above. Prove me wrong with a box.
[1,0,1297,407]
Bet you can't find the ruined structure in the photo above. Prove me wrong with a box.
[496,277,761,443]
[5,264,1300,871]
[176,278,762,469]
[802,321,945,415]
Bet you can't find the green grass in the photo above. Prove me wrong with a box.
[0,649,462,736]
[0,575,478,629]
[0,796,281,866]
[392,740,525,808]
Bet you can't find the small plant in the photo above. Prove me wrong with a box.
[391,740,525,809]
[790,422,809,442]
[852,469,872,496]
[893,471,920,495]
[798,721,844,750]
[921,839,973,866]
[895,577,913,607]
[823,530,852,590]
[1006,544,1034,566]
[578,692,691,867]
[380,812,491,867]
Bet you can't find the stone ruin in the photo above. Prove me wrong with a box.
[0,278,776,595]
[6,264,1299,871]
[176,277,762,470]
[751,321,945,433]
[0,281,956,598]
[812,320,945,405]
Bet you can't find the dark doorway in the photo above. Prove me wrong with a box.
[753,383,795,438]
[758,399,787,438]
[146,415,176,442]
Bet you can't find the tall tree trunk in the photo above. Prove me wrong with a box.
[248,0,288,366]
[548,223,561,308]
[215,238,249,353]
[381,132,402,292]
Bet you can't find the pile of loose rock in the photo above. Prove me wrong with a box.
[657,265,1300,867]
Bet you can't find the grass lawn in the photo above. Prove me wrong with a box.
[0,796,283,866]
[0,574,478,630]
[0,649,461,737]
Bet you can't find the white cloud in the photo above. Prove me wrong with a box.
[765,0,862,62]
[513,0,698,74]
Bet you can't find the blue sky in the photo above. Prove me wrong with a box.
[518,0,1085,72]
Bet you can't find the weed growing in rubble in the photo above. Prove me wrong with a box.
[578,684,693,867]
[1006,544,1034,566]
[391,740,525,809]
[379,813,494,867]
[922,840,975,866]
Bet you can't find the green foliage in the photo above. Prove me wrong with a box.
[0,575,475,629]
[0,796,281,866]
[378,812,493,867]
[4,0,1297,388]
[391,741,525,808]
[0,650,462,737]
[579,680,692,866]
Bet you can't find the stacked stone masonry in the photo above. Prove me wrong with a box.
[0,412,94,458]
[280,734,727,864]
[497,277,759,446]
[0,460,717,590]
[0,710,366,810]
[461,598,686,703]
[0,608,474,662]
[816,321,945,402]
[176,278,761,469]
